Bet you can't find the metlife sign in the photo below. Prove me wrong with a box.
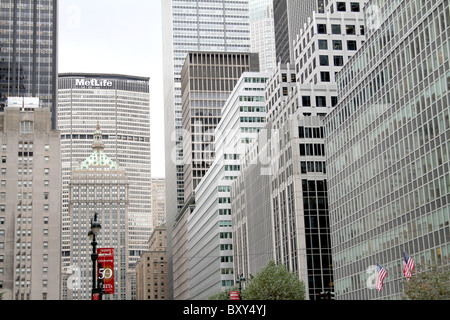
[75,78,113,88]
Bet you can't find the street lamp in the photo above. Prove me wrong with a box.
[236,274,246,300]
[88,212,102,300]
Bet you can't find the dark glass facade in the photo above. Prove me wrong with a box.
[0,0,58,128]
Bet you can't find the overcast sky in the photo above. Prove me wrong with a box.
[58,0,165,178]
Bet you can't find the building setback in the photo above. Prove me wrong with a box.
[0,0,58,129]
[324,0,450,299]
[68,124,129,300]
[0,106,61,300]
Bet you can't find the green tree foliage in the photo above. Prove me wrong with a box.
[403,258,450,300]
[208,261,306,300]
[243,261,306,300]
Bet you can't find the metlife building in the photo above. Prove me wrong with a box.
[58,74,152,299]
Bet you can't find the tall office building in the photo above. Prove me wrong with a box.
[58,74,151,276]
[0,106,61,300]
[324,0,450,299]
[181,51,260,201]
[188,71,269,299]
[231,0,367,299]
[0,0,58,129]
[151,178,166,231]
[273,0,325,64]
[249,0,277,72]
[161,0,251,299]
[173,51,259,299]
[68,124,129,300]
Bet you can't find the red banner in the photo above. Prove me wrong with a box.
[97,248,115,295]
[230,291,240,300]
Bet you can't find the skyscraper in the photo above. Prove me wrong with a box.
[188,71,269,299]
[161,0,251,299]
[249,0,277,72]
[0,0,58,129]
[273,0,324,64]
[0,106,61,300]
[181,51,260,201]
[68,124,129,300]
[151,178,166,231]
[324,0,450,299]
[231,0,367,300]
[58,74,151,277]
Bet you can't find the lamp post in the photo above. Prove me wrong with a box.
[236,274,246,300]
[88,212,102,300]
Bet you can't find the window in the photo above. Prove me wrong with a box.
[20,121,33,134]
[316,96,327,107]
[347,40,357,50]
[318,40,328,50]
[317,24,327,34]
[333,40,342,50]
[331,96,338,107]
[351,2,360,11]
[346,25,356,35]
[337,2,346,11]
[319,55,329,66]
[360,25,365,35]
[302,96,311,107]
[321,72,331,82]
[334,55,344,66]
[331,24,341,34]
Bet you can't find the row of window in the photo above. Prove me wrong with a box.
[317,24,364,36]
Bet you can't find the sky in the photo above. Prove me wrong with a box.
[58,0,165,178]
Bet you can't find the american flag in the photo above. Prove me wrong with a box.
[376,263,387,291]
[403,251,415,280]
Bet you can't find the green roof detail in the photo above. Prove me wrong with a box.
[78,122,118,170]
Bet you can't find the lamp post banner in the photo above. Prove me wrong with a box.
[97,248,115,295]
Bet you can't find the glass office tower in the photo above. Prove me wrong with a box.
[325,0,450,299]
[0,0,58,129]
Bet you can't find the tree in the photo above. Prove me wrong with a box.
[243,261,306,300]
[402,258,450,300]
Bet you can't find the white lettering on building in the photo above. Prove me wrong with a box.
[75,79,113,88]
